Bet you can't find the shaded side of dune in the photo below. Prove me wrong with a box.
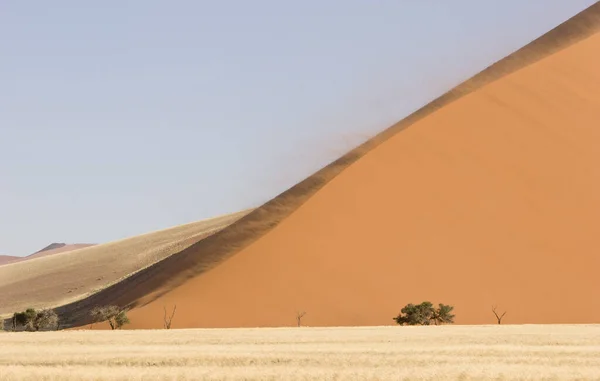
[52,3,600,329]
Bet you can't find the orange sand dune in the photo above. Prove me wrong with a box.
[119,5,600,328]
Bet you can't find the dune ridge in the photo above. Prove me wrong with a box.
[26,243,96,260]
[34,243,71,254]
[0,244,94,267]
[119,4,600,328]
[0,210,250,319]
[14,3,598,329]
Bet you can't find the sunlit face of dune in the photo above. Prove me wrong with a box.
[126,27,600,329]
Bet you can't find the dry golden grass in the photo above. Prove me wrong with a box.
[0,325,599,380]
[0,210,251,316]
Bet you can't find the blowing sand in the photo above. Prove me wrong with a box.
[1,325,599,381]
[123,13,600,328]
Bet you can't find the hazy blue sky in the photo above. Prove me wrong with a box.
[1,1,595,256]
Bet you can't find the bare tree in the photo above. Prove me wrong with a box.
[163,305,177,329]
[296,311,306,327]
[492,305,507,324]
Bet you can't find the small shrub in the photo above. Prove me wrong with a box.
[33,309,60,331]
[90,305,130,330]
[114,310,130,329]
[431,304,455,325]
[11,308,59,331]
[12,308,37,331]
[394,302,455,326]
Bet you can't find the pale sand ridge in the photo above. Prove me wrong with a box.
[0,244,94,267]
[0,210,250,317]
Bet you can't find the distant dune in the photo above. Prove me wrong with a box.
[35,242,71,253]
[0,255,19,266]
[0,211,250,318]
[110,4,599,328]
[0,243,95,267]
[28,243,96,260]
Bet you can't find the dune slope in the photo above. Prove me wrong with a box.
[0,210,250,317]
[120,5,600,328]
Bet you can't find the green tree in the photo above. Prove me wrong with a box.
[11,308,59,331]
[394,302,455,326]
[114,310,130,329]
[90,306,130,330]
[12,308,38,331]
[12,311,28,330]
[393,302,435,325]
[33,309,60,331]
[431,304,455,325]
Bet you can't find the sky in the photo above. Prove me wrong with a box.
[1,0,596,256]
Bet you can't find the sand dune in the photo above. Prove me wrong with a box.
[0,210,250,318]
[110,4,600,329]
[0,244,96,267]
[0,255,19,266]
[29,243,96,259]
[25,4,599,329]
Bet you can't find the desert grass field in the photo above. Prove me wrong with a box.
[1,325,599,381]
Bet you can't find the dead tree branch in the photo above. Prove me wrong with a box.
[492,305,507,324]
[163,305,177,329]
[296,311,306,327]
